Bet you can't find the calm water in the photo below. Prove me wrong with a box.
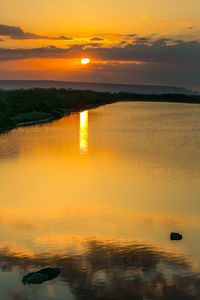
[1,102,200,299]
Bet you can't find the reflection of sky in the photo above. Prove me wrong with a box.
[1,102,200,298]
[1,239,200,299]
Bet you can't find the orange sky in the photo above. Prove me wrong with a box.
[0,0,199,88]
[1,0,200,37]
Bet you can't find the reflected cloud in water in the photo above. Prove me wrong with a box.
[1,103,200,299]
[1,239,200,299]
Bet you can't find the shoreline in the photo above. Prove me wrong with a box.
[0,99,114,133]
[15,101,113,128]
[1,88,200,134]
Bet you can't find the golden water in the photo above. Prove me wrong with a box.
[1,102,200,299]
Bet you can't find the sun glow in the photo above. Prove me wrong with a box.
[81,58,90,65]
[80,110,88,155]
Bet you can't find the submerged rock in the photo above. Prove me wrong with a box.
[23,267,60,285]
[170,232,182,240]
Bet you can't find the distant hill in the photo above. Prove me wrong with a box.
[0,80,195,95]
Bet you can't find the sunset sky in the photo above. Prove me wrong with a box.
[0,0,200,89]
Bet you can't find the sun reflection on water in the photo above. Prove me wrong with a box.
[80,110,88,155]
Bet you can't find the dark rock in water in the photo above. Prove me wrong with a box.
[170,232,182,240]
[22,267,60,285]
[24,273,48,284]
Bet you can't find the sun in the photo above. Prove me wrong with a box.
[81,58,90,65]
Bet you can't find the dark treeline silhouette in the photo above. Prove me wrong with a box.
[0,88,200,132]
[0,88,115,131]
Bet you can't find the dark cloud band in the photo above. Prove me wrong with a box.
[0,40,199,65]
[0,24,73,40]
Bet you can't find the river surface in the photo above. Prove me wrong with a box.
[1,102,200,299]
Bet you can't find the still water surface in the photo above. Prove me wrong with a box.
[1,102,200,299]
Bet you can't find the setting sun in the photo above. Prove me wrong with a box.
[81,58,90,65]
[1,0,200,298]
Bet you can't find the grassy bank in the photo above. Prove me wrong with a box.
[0,88,200,132]
[0,88,116,132]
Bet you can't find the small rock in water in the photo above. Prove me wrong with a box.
[170,232,182,240]
[25,273,48,284]
[23,267,60,285]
